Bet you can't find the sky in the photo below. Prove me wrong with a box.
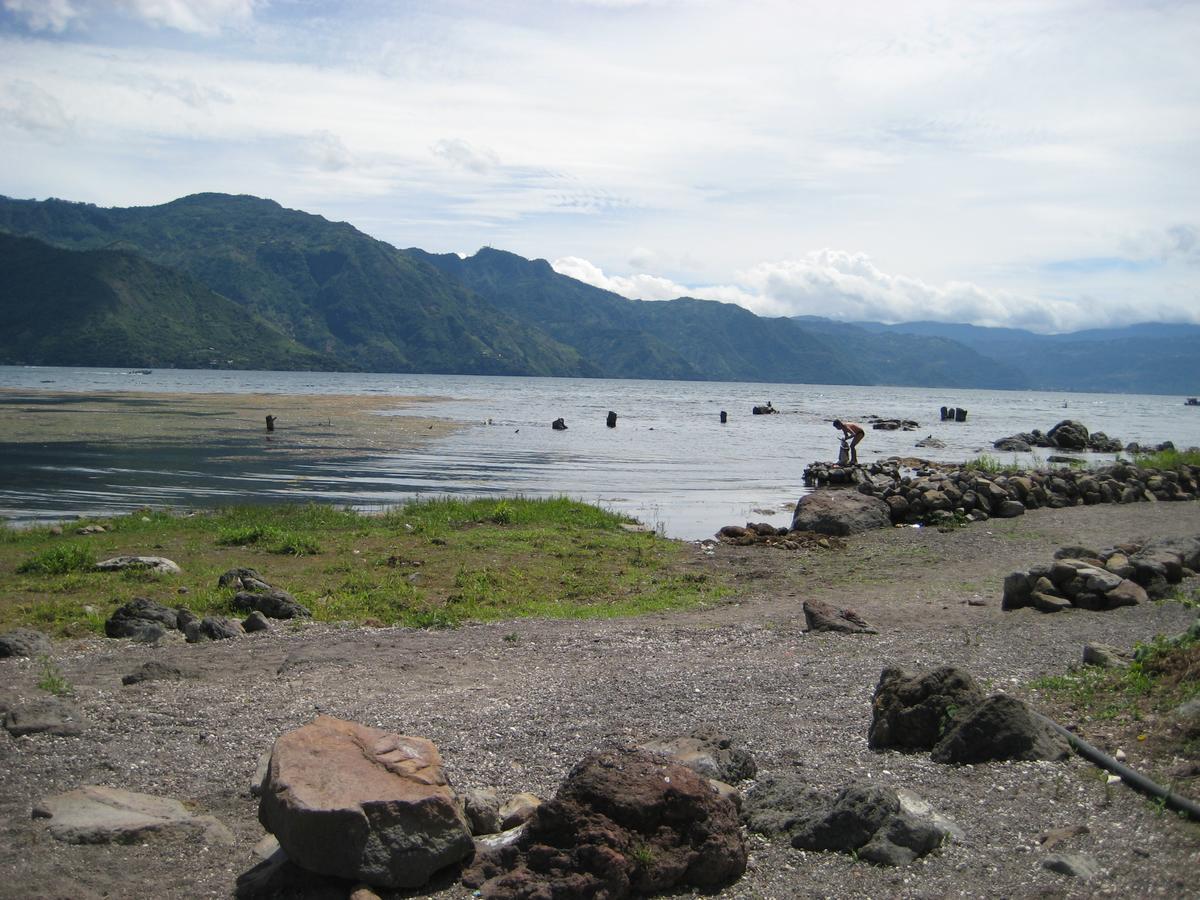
[1,0,1198,333]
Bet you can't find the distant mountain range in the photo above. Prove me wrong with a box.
[0,192,1195,394]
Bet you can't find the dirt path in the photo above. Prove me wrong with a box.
[1,501,1198,899]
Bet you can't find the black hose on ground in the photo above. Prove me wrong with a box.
[1035,712,1200,821]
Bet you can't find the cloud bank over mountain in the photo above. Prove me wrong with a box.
[1,1,1197,332]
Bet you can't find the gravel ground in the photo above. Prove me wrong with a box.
[2,501,1199,899]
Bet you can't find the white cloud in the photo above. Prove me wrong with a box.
[302,130,353,172]
[431,138,500,174]
[553,249,1200,333]
[112,0,257,34]
[2,0,80,32]
[0,80,73,135]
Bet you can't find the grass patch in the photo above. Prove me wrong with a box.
[36,655,73,696]
[0,498,730,636]
[1032,630,1199,719]
[1134,448,1200,470]
[16,543,94,575]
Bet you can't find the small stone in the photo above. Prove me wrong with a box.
[1041,852,1099,879]
[0,628,53,659]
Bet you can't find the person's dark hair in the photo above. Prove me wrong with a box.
[832,419,843,429]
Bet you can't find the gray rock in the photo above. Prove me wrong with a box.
[1031,592,1072,613]
[105,598,177,641]
[1082,643,1130,668]
[791,489,891,536]
[233,588,311,620]
[868,666,985,752]
[741,772,825,837]
[1042,852,1100,879]
[640,725,758,783]
[931,694,1069,764]
[0,627,52,658]
[242,611,272,633]
[218,567,273,592]
[790,783,898,852]
[4,699,85,736]
[803,598,877,634]
[1103,579,1147,608]
[460,787,503,836]
[498,792,541,830]
[857,811,946,866]
[94,555,181,575]
[1172,697,1200,737]
[1001,572,1032,611]
[32,785,233,845]
[121,661,193,685]
[185,616,244,643]
[995,500,1026,518]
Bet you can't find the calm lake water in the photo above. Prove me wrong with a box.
[3,366,1199,539]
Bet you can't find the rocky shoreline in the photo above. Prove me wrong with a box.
[2,498,1199,898]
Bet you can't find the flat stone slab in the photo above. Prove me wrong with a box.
[94,556,182,575]
[32,785,233,845]
[4,699,85,737]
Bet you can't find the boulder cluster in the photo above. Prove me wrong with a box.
[993,419,1151,453]
[1002,537,1200,613]
[104,567,310,644]
[868,667,1069,765]
[716,523,846,550]
[802,458,1200,529]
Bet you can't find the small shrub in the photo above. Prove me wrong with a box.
[17,543,94,575]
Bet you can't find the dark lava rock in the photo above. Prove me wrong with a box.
[0,627,53,659]
[232,588,311,620]
[931,694,1069,764]
[868,667,985,752]
[463,746,746,899]
[4,698,85,737]
[104,598,179,642]
[122,661,194,686]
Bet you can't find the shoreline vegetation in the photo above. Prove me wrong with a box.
[0,498,731,636]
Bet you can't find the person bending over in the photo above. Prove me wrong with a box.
[833,419,865,465]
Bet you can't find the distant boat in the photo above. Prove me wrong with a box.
[1187,397,1199,406]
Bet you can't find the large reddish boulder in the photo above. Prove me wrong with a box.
[258,716,472,888]
[464,746,746,898]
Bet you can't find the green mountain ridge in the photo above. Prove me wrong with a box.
[0,232,334,370]
[0,194,594,376]
[0,191,1192,392]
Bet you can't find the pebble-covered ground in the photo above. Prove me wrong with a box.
[1,501,1198,899]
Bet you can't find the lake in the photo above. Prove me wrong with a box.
[3,366,1199,540]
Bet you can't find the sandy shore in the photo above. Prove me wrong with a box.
[0,389,459,457]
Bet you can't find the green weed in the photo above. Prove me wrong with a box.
[16,543,94,575]
[1133,448,1200,470]
[36,655,72,696]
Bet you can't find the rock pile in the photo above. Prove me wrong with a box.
[802,458,1199,529]
[742,775,960,867]
[716,523,846,551]
[868,666,1070,764]
[103,569,310,643]
[1003,537,1200,612]
[992,419,1149,454]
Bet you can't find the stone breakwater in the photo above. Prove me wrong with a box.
[802,459,1200,528]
